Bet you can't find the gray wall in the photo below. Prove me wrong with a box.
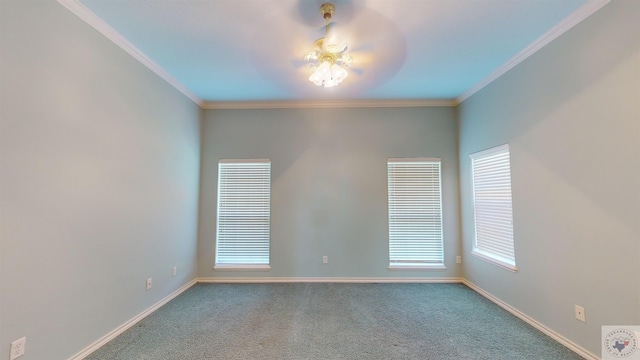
[2,0,637,358]
[0,1,201,359]
[458,0,640,355]
[198,107,461,279]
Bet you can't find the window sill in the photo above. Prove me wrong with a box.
[471,250,517,272]
[213,264,271,271]
[388,264,446,271]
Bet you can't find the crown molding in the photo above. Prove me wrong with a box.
[202,99,457,110]
[57,0,452,111]
[456,0,611,104]
[59,0,609,110]
[57,0,203,107]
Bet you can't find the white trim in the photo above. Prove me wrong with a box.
[56,0,203,107]
[456,0,611,104]
[471,249,518,272]
[67,277,596,359]
[57,0,609,110]
[388,265,447,271]
[213,265,271,271]
[218,158,271,164]
[462,280,599,360]
[470,144,517,271]
[67,279,197,360]
[197,277,463,283]
[469,143,510,159]
[388,157,441,162]
[202,99,457,110]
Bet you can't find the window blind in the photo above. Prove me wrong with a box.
[470,144,516,270]
[387,158,444,267]
[216,160,271,266]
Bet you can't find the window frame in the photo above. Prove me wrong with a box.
[214,159,271,271]
[470,144,517,272]
[387,158,446,270]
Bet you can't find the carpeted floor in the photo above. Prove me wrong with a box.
[86,283,584,359]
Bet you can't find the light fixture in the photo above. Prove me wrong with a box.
[304,3,352,88]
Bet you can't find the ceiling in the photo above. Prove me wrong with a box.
[61,0,609,107]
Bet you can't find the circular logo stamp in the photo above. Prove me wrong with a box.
[604,328,638,358]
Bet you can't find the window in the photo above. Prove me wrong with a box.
[470,144,517,271]
[215,159,271,270]
[387,158,445,269]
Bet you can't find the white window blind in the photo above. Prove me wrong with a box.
[470,144,517,271]
[216,160,271,268]
[388,158,444,269]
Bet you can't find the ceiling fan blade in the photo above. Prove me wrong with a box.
[292,58,306,67]
[344,50,374,66]
[348,67,365,76]
[291,58,312,69]
[316,21,340,33]
[254,1,406,97]
[347,43,374,53]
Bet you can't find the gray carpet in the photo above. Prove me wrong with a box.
[86,283,584,359]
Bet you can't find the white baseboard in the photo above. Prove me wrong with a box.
[68,279,197,360]
[68,277,595,360]
[197,277,464,283]
[462,280,599,360]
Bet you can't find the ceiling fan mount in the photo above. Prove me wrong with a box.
[320,3,335,20]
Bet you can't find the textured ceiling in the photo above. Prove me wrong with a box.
[70,0,604,105]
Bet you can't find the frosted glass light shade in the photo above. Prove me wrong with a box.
[308,61,348,88]
[331,64,348,83]
[309,61,331,86]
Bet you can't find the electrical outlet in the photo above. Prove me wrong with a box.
[10,337,26,360]
[172,267,177,277]
[322,256,328,264]
[456,256,462,264]
[146,278,152,290]
[575,305,586,322]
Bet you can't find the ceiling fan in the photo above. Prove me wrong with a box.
[251,1,406,97]
[303,3,353,88]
